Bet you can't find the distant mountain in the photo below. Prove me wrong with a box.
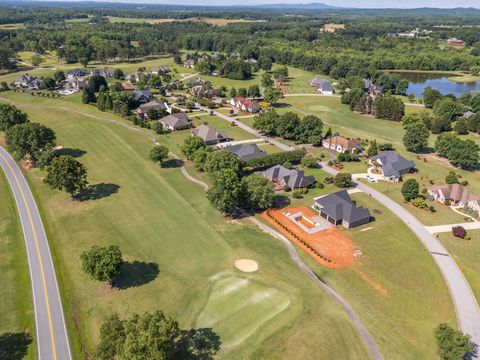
[254,3,342,10]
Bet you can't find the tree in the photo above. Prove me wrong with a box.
[434,323,472,360]
[248,85,261,99]
[264,88,282,105]
[447,139,480,169]
[298,115,323,143]
[334,173,352,188]
[253,110,278,135]
[149,145,169,166]
[204,150,242,176]
[423,86,443,108]
[238,88,247,97]
[261,72,273,88]
[43,77,56,90]
[44,155,88,196]
[367,140,378,157]
[373,95,405,121]
[113,68,124,80]
[433,98,463,123]
[453,119,469,135]
[301,156,317,168]
[229,87,237,98]
[53,70,65,83]
[401,179,419,202]
[82,87,96,104]
[88,75,108,92]
[5,123,56,162]
[80,245,123,283]
[193,147,211,171]
[445,171,460,185]
[403,121,430,152]
[30,54,44,67]
[467,113,480,133]
[435,133,459,157]
[206,168,244,216]
[104,92,113,111]
[243,174,274,211]
[276,112,300,140]
[97,91,106,111]
[0,104,28,131]
[95,311,220,360]
[181,136,205,160]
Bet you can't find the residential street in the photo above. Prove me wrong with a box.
[321,161,480,347]
[0,146,71,360]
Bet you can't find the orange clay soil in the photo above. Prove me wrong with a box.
[262,206,356,269]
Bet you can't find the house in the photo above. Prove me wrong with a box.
[121,82,136,91]
[463,111,475,119]
[447,38,464,45]
[183,59,196,68]
[192,124,230,145]
[309,77,333,95]
[189,86,216,98]
[90,69,114,77]
[189,77,206,86]
[223,143,266,161]
[229,97,261,113]
[428,184,480,212]
[67,69,87,79]
[313,190,371,229]
[364,79,383,95]
[135,100,166,118]
[28,78,44,90]
[13,73,35,87]
[323,136,361,154]
[64,78,87,92]
[263,165,315,189]
[369,151,416,182]
[159,112,191,131]
[132,90,152,102]
[130,71,150,83]
[151,65,169,75]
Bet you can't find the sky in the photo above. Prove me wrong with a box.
[27,0,480,8]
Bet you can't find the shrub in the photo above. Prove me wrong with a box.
[301,156,317,168]
[324,176,334,184]
[282,184,290,192]
[452,226,467,239]
[411,197,427,209]
[292,191,302,199]
[334,173,352,188]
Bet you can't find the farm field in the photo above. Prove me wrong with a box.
[106,16,262,26]
[0,169,35,360]
[0,92,372,359]
[287,192,456,359]
[438,230,480,303]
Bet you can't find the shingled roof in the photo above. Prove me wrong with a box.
[315,190,371,224]
[370,151,416,178]
[224,143,266,161]
[263,165,315,189]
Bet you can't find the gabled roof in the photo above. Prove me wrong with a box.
[133,90,152,101]
[310,77,333,91]
[13,73,35,83]
[324,136,360,150]
[370,151,416,178]
[138,100,165,112]
[224,143,266,161]
[429,183,480,204]
[315,190,371,224]
[121,82,136,91]
[160,112,190,129]
[263,165,315,188]
[192,124,229,143]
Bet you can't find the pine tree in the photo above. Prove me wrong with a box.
[104,92,113,111]
[82,87,96,104]
[97,92,106,111]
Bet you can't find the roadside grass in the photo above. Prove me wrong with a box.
[0,169,35,360]
[0,93,372,359]
[292,192,456,359]
[438,230,480,303]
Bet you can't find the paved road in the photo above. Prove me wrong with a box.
[0,146,71,360]
[196,104,294,151]
[321,161,480,346]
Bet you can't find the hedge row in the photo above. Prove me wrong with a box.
[246,148,306,171]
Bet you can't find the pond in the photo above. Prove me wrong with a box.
[394,72,480,98]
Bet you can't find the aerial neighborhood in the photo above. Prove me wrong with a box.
[1,2,480,360]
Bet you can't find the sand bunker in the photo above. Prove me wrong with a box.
[234,259,258,272]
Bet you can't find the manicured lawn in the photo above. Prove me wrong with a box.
[0,170,35,360]
[0,93,372,359]
[279,65,333,94]
[190,115,254,141]
[438,230,480,303]
[293,192,456,359]
[17,51,59,67]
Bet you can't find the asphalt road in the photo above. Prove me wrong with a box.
[0,146,71,360]
[321,162,480,346]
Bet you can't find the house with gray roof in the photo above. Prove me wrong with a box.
[159,112,191,131]
[90,69,114,77]
[135,100,166,118]
[263,165,315,189]
[369,151,416,182]
[13,73,35,87]
[191,124,230,145]
[133,90,152,102]
[314,190,371,229]
[67,69,87,79]
[224,143,266,161]
[151,65,169,75]
[309,77,333,95]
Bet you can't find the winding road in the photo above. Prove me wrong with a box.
[321,162,480,346]
[0,146,71,360]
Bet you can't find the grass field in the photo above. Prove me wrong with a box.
[17,51,60,67]
[106,16,262,26]
[0,92,372,359]
[438,230,480,303]
[0,169,35,360]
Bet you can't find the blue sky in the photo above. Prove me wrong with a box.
[30,0,480,8]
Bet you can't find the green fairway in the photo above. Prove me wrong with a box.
[0,92,373,359]
[195,276,291,349]
[0,169,35,360]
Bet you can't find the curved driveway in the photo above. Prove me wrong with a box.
[321,162,480,346]
[0,146,71,360]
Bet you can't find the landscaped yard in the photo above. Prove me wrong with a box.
[0,170,35,360]
[438,230,480,303]
[0,92,373,359]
